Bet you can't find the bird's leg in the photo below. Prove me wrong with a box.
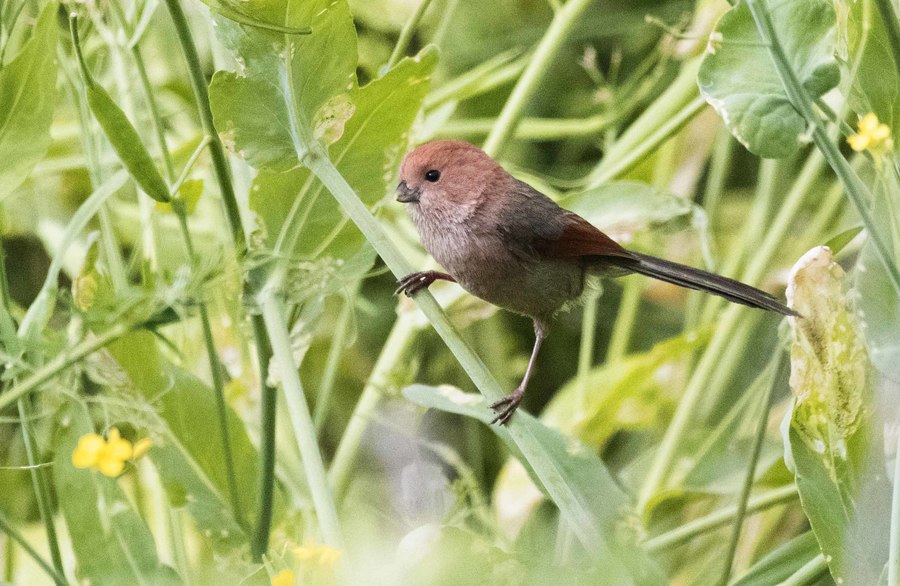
[491,319,547,426]
[395,271,456,296]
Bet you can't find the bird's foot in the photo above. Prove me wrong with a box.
[490,387,525,426]
[395,271,434,297]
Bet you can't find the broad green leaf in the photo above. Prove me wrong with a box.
[0,2,58,201]
[87,83,171,203]
[402,384,667,585]
[785,246,890,583]
[732,531,822,586]
[248,50,437,258]
[197,0,312,34]
[54,404,181,585]
[104,331,263,550]
[209,0,358,171]
[561,181,710,252]
[698,0,840,158]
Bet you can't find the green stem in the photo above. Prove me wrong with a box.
[249,313,277,561]
[642,484,797,552]
[307,149,611,549]
[777,554,828,586]
[385,0,434,70]
[481,0,596,157]
[606,277,642,363]
[17,400,65,581]
[313,290,356,433]
[891,419,900,586]
[174,205,247,533]
[587,96,707,187]
[260,296,344,548]
[328,313,418,500]
[162,0,281,556]
[0,321,134,413]
[424,50,526,110]
[745,0,900,295]
[162,0,245,252]
[872,0,900,77]
[718,352,784,585]
[433,111,625,141]
[638,152,821,511]
[576,289,599,404]
[0,512,67,586]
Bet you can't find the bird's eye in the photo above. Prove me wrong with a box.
[424,169,441,182]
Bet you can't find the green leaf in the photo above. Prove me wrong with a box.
[0,2,58,202]
[561,181,707,241]
[87,83,171,203]
[785,246,891,583]
[824,226,864,254]
[104,331,264,550]
[198,0,312,34]
[732,531,822,586]
[209,0,358,171]
[699,0,840,158]
[248,50,437,258]
[54,404,181,585]
[402,384,667,585]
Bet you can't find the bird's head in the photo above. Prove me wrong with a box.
[396,140,504,218]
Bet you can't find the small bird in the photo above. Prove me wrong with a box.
[395,140,795,425]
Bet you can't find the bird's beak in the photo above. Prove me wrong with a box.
[395,180,420,203]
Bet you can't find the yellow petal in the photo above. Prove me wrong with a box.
[97,456,125,477]
[859,112,879,133]
[270,569,295,586]
[847,133,870,152]
[872,123,891,142]
[132,438,153,460]
[72,434,105,469]
[105,437,133,461]
[318,547,342,567]
[107,427,121,443]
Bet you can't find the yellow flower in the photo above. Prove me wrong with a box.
[72,433,105,469]
[848,112,894,153]
[292,541,342,568]
[72,427,149,477]
[270,569,295,586]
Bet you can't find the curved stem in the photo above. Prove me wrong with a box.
[777,554,828,586]
[718,352,785,585]
[385,0,434,70]
[313,290,356,433]
[643,484,797,552]
[481,0,596,157]
[0,512,66,586]
[587,96,706,187]
[261,296,344,548]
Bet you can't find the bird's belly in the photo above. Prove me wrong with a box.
[440,242,583,318]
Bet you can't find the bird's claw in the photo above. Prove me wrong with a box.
[395,272,430,297]
[490,388,524,426]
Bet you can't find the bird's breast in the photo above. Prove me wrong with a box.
[414,214,584,319]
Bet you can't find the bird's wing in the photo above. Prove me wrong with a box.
[495,179,633,263]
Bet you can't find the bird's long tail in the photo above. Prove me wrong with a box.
[608,252,797,316]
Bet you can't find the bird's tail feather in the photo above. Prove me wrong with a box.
[608,252,796,316]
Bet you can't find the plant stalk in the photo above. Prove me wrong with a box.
[718,351,785,585]
[643,484,797,552]
[481,0,596,157]
[260,296,344,548]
